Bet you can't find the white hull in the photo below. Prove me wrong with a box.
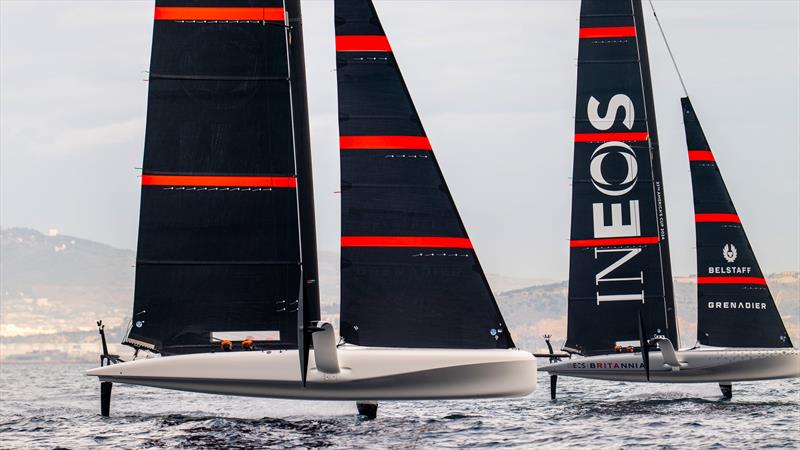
[87,346,537,400]
[541,347,800,383]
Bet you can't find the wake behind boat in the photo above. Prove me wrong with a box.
[541,0,799,398]
[88,0,536,419]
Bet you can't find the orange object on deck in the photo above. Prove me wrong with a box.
[220,340,233,351]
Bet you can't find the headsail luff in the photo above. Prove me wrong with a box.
[334,0,514,349]
[682,97,792,348]
[127,0,316,354]
[565,0,678,356]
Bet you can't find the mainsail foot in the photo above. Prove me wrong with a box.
[356,401,378,420]
[719,383,733,399]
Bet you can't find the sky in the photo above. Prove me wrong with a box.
[1,0,798,280]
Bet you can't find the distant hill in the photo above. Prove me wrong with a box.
[1,228,134,338]
[1,227,797,362]
[496,274,800,352]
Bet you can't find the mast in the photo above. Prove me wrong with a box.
[632,0,679,345]
[286,0,320,323]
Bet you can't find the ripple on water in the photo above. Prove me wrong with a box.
[0,365,798,448]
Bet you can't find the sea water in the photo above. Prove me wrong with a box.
[1,363,798,448]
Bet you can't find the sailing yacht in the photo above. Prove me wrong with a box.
[541,0,799,398]
[87,0,536,417]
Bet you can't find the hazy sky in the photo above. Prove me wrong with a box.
[1,0,798,280]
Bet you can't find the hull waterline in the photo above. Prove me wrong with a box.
[87,346,537,400]
[541,347,800,383]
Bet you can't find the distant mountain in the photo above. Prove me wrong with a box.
[1,228,797,362]
[1,228,134,338]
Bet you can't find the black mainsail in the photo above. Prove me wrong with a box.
[334,0,514,349]
[565,0,678,355]
[682,97,792,348]
[126,0,319,355]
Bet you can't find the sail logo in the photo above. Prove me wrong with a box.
[569,361,645,370]
[589,142,638,197]
[707,301,767,310]
[588,94,634,131]
[586,94,645,305]
[723,244,738,263]
[708,266,751,274]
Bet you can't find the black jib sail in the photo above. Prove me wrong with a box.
[125,0,319,355]
[565,0,679,356]
[334,0,514,349]
[682,97,792,348]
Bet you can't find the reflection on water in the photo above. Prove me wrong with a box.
[1,364,798,448]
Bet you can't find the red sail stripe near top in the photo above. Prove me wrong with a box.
[341,236,473,249]
[695,213,740,223]
[697,277,767,285]
[340,136,432,150]
[574,132,649,142]
[153,7,286,22]
[336,35,392,52]
[570,236,660,248]
[688,150,715,162]
[141,175,296,188]
[579,26,637,39]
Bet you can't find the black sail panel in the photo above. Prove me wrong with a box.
[335,0,513,349]
[682,97,792,348]
[565,0,678,356]
[127,0,305,354]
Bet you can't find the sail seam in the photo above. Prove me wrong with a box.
[154,7,286,22]
[570,236,659,248]
[340,135,432,150]
[341,236,472,249]
[697,277,767,285]
[336,35,392,52]
[695,213,740,223]
[141,175,296,188]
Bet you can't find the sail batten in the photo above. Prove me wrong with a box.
[335,0,514,350]
[682,97,792,348]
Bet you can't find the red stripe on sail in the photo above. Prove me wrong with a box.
[574,132,649,142]
[697,277,767,285]
[579,26,637,39]
[341,236,473,249]
[570,236,660,248]
[336,35,392,52]
[154,7,285,22]
[141,175,296,188]
[688,150,715,161]
[340,136,432,150]
[695,213,740,223]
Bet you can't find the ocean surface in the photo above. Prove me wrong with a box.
[1,363,798,449]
